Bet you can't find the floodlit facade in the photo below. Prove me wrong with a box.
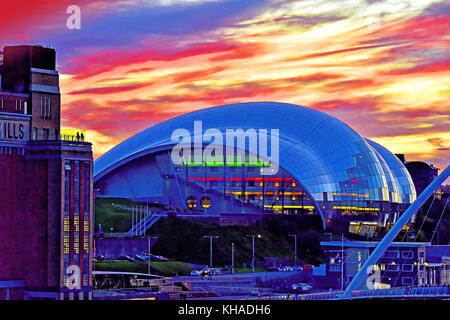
[94,102,416,232]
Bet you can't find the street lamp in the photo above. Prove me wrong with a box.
[231,242,235,274]
[289,234,297,267]
[246,234,261,273]
[202,236,219,268]
[148,236,158,275]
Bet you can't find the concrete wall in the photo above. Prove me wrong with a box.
[253,271,312,288]
[95,237,156,259]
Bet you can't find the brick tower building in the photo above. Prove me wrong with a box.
[0,45,93,300]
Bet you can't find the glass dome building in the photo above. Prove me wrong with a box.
[94,102,416,233]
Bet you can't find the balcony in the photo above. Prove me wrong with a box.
[31,128,88,143]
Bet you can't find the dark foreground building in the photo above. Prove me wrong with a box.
[0,45,93,300]
[405,161,439,196]
[315,241,450,290]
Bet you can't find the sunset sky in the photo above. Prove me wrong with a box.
[0,0,448,170]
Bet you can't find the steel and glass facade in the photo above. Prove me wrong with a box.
[94,102,416,231]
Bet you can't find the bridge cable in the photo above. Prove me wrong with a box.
[430,197,449,244]
[406,196,449,287]
[378,195,436,287]
[344,166,450,295]
[391,195,440,287]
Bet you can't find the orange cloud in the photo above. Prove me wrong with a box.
[68,82,152,95]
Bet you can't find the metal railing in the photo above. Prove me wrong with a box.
[292,285,450,300]
[31,132,87,142]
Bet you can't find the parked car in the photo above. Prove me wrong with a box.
[190,270,201,276]
[200,268,211,276]
[145,253,160,261]
[302,264,313,271]
[285,266,294,271]
[138,253,165,261]
[290,283,312,293]
[156,255,169,262]
[250,290,261,297]
[117,255,136,262]
[210,269,222,275]
[200,268,222,276]
[293,265,303,271]
[94,253,105,261]
[135,254,148,261]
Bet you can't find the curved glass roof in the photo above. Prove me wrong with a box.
[366,139,416,204]
[94,102,416,207]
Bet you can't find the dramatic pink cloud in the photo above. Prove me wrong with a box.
[2,0,448,170]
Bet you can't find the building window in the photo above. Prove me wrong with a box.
[402,264,413,272]
[402,251,413,259]
[329,265,341,272]
[63,160,71,273]
[40,98,51,119]
[402,277,414,286]
[48,99,51,119]
[84,233,89,251]
[419,251,425,258]
[64,217,70,232]
[74,214,80,232]
[74,232,80,254]
[43,128,49,139]
[64,233,70,254]
[384,250,400,258]
[387,264,399,271]
[74,161,80,214]
[64,160,71,212]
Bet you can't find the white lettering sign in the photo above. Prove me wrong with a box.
[0,119,29,141]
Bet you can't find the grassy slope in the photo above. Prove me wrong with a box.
[94,261,196,276]
[95,198,135,233]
